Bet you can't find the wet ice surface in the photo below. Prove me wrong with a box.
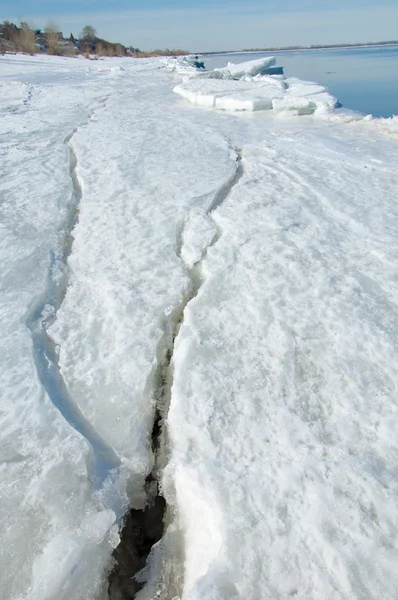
[1,52,398,600]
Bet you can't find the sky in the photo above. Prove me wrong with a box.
[1,0,398,51]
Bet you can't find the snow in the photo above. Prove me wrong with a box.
[1,51,398,600]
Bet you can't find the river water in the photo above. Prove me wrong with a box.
[203,45,398,118]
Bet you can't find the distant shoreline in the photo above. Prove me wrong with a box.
[199,41,398,56]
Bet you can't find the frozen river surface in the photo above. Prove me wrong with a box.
[1,53,398,600]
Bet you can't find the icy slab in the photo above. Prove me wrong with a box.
[274,77,339,114]
[0,53,167,600]
[0,54,131,600]
[49,73,236,488]
[215,55,276,78]
[174,74,338,113]
[161,123,398,600]
[165,54,206,76]
[174,77,283,110]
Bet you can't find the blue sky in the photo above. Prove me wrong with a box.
[1,0,398,50]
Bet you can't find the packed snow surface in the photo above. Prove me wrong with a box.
[1,51,398,600]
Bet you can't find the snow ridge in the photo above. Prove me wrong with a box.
[25,115,121,488]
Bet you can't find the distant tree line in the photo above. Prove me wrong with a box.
[0,20,188,57]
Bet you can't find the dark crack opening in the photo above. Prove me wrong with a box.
[108,308,186,600]
[108,474,166,600]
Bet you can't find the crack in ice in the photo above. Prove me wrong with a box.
[25,105,121,488]
[108,146,244,600]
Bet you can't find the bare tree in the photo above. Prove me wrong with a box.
[95,41,104,56]
[114,44,124,56]
[45,20,61,55]
[0,20,19,42]
[17,22,36,54]
[80,25,96,41]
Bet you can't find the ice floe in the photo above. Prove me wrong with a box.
[165,54,206,76]
[173,56,338,114]
[214,55,277,78]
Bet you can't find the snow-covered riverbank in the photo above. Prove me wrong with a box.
[1,53,398,600]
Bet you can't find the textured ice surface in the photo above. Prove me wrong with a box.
[180,214,217,269]
[165,54,206,76]
[174,65,338,113]
[1,52,398,600]
[174,76,283,110]
[0,54,128,600]
[214,55,276,78]
[161,122,398,600]
[50,77,236,481]
[0,52,236,599]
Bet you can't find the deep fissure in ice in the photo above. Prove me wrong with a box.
[108,147,243,599]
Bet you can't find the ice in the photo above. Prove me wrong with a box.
[174,62,338,113]
[214,55,276,78]
[2,51,398,600]
[0,80,28,112]
[180,214,217,269]
[363,114,398,138]
[165,54,206,76]
[274,77,338,114]
[81,510,118,544]
[174,77,283,110]
[49,86,236,482]
[174,76,337,113]
[0,53,159,600]
[160,122,398,600]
